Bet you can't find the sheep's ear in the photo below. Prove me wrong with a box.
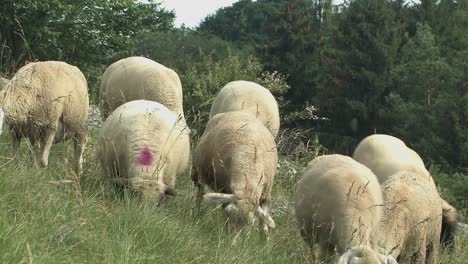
[225,203,240,215]
[337,250,353,264]
[256,206,276,229]
[379,254,398,264]
[203,193,236,205]
[164,187,177,196]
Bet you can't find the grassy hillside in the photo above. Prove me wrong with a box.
[0,130,466,264]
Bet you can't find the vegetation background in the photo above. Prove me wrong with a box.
[0,0,467,262]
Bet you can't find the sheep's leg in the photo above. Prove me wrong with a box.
[411,239,427,264]
[195,182,204,211]
[39,127,57,168]
[425,240,439,264]
[191,168,205,211]
[73,131,87,175]
[10,128,22,157]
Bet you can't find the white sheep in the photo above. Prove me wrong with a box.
[293,154,394,263]
[352,134,430,183]
[209,80,280,138]
[0,61,89,173]
[352,134,458,250]
[192,111,277,234]
[97,100,190,201]
[373,171,442,264]
[99,56,185,122]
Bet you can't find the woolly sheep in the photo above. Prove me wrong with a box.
[352,134,458,249]
[373,171,442,263]
[352,134,430,183]
[192,111,277,234]
[209,80,280,138]
[293,154,394,263]
[0,61,89,173]
[97,100,190,201]
[99,56,185,121]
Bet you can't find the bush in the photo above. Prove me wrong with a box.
[430,164,468,211]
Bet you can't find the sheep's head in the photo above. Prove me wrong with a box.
[138,183,177,205]
[337,246,398,264]
[203,193,275,234]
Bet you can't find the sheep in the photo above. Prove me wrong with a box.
[372,171,442,264]
[0,61,89,173]
[96,100,190,202]
[352,134,431,183]
[352,134,459,250]
[99,56,185,122]
[209,80,280,138]
[191,111,277,234]
[293,154,393,263]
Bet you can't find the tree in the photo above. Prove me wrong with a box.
[0,0,175,99]
[314,0,403,151]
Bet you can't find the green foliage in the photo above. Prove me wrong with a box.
[182,55,291,134]
[132,29,253,73]
[133,29,290,132]
[316,0,403,140]
[0,0,175,100]
[430,165,468,210]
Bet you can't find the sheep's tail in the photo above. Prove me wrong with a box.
[440,198,458,250]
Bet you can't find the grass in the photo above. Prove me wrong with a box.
[0,130,466,264]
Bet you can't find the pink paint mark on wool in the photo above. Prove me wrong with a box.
[136,145,155,166]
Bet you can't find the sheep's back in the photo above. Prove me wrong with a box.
[4,61,88,129]
[99,57,183,118]
[294,154,383,251]
[377,171,442,257]
[353,134,431,183]
[209,80,280,137]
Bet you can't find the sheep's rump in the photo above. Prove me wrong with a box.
[376,171,442,262]
[209,80,280,137]
[353,134,431,183]
[293,154,383,252]
[99,56,184,119]
[2,61,89,141]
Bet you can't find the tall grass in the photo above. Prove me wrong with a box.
[0,130,466,263]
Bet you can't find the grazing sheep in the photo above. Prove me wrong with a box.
[352,134,459,250]
[0,61,89,173]
[192,111,277,233]
[97,100,190,201]
[293,154,392,263]
[373,171,442,264]
[99,56,185,122]
[352,134,431,183]
[209,80,280,138]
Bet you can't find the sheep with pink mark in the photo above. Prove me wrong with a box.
[96,100,190,202]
